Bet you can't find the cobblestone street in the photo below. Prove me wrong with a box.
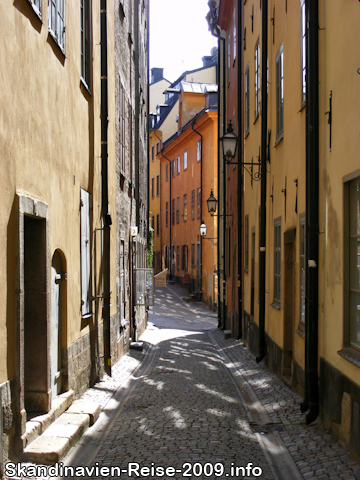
[60,285,360,480]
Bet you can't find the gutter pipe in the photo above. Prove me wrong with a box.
[301,0,319,425]
[237,0,243,339]
[100,0,112,376]
[256,0,268,363]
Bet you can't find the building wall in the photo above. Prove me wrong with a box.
[160,108,218,306]
[149,130,163,273]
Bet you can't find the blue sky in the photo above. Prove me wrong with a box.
[149,0,218,83]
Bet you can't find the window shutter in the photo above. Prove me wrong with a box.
[80,188,91,316]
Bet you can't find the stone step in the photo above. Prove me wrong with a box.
[23,399,100,465]
[224,329,232,339]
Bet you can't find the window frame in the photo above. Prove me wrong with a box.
[176,156,180,175]
[300,0,306,107]
[197,140,202,162]
[27,0,42,19]
[176,197,180,224]
[48,0,65,53]
[165,201,169,227]
[276,43,284,143]
[245,63,250,137]
[156,174,160,197]
[197,187,201,220]
[254,40,260,121]
[80,0,91,91]
[183,194,187,222]
[183,151,188,171]
[273,217,282,305]
[244,214,249,272]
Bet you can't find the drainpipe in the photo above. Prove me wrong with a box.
[222,35,227,330]
[300,0,319,425]
[133,0,140,342]
[156,134,172,281]
[192,121,203,299]
[237,0,243,339]
[100,0,112,376]
[256,0,268,363]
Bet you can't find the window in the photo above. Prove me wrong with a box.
[274,217,281,304]
[176,197,180,224]
[299,214,306,326]
[254,40,260,120]
[156,141,160,154]
[48,0,65,52]
[345,177,360,351]
[151,145,155,162]
[182,245,188,271]
[245,215,249,272]
[183,194,187,222]
[197,188,201,219]
[165,202,169,227]
[197,140,201,162]
[156,174,160,197]
[191,244,195,267]
[176,246,180,271]
[233,9,237,63]
[245,64,250,136]
[156,214,160,237]
[191,190,195,220]
[29,0,42,18]
[80,0,91,89]
[172,159,175,177]
[176,156,180,175]
[151,177,154,199]
[300,0,306,106]
[151,215,154,230]
[276,43,284,141]
[183,151,188,171]
[172,199,175,225]
[165,164,168,182]
[164,246,169,269]
[119,81,126,173]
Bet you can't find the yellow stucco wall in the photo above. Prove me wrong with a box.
[0,1,117,383]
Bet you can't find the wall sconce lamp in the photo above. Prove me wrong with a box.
[206,190,233,220]
[220,120,262,181]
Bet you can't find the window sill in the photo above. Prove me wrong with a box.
[270,302,280,310]
[253,114,259,125]
[296,328,305,339]
[25,0,42,22]
[338,348,360,368]
[80,77,92,96]
[275,132,284,147]
[48,30,66,58]
[244,130,250,140]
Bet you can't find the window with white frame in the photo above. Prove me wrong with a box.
[80,0,91,89]
[176,156,180,175]
[183,151,188,171]
[273,217,281,304]
[172,159,175,177]
[29,0,42,18]
[300,0,306,106]
[197,140,201,162]
[254,40,260,120]
[245,63,250,136]
[233,9,237,63]
[276,43,284,141]
[48,0,65,52]
[345,177,360,351]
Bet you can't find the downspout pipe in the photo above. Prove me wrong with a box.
[237,0,243,339]
[192,121,203,299]
[156,134,172,281]
[256,0,268,363]
[100,0,112,376]
[301,0,319,425]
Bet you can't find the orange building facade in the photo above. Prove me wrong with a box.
[159,83,218,308]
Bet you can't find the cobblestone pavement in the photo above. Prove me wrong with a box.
[58,284,359,479]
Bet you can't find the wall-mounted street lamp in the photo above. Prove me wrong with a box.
[206,190,233,222]
[220,120,262,181]
[200,222,207,236]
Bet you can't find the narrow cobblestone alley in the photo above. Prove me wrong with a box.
[58,285,360,480]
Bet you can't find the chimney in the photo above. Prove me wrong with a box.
[151,68,164,84]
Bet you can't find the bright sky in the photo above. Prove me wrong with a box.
[149,0,218,83]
